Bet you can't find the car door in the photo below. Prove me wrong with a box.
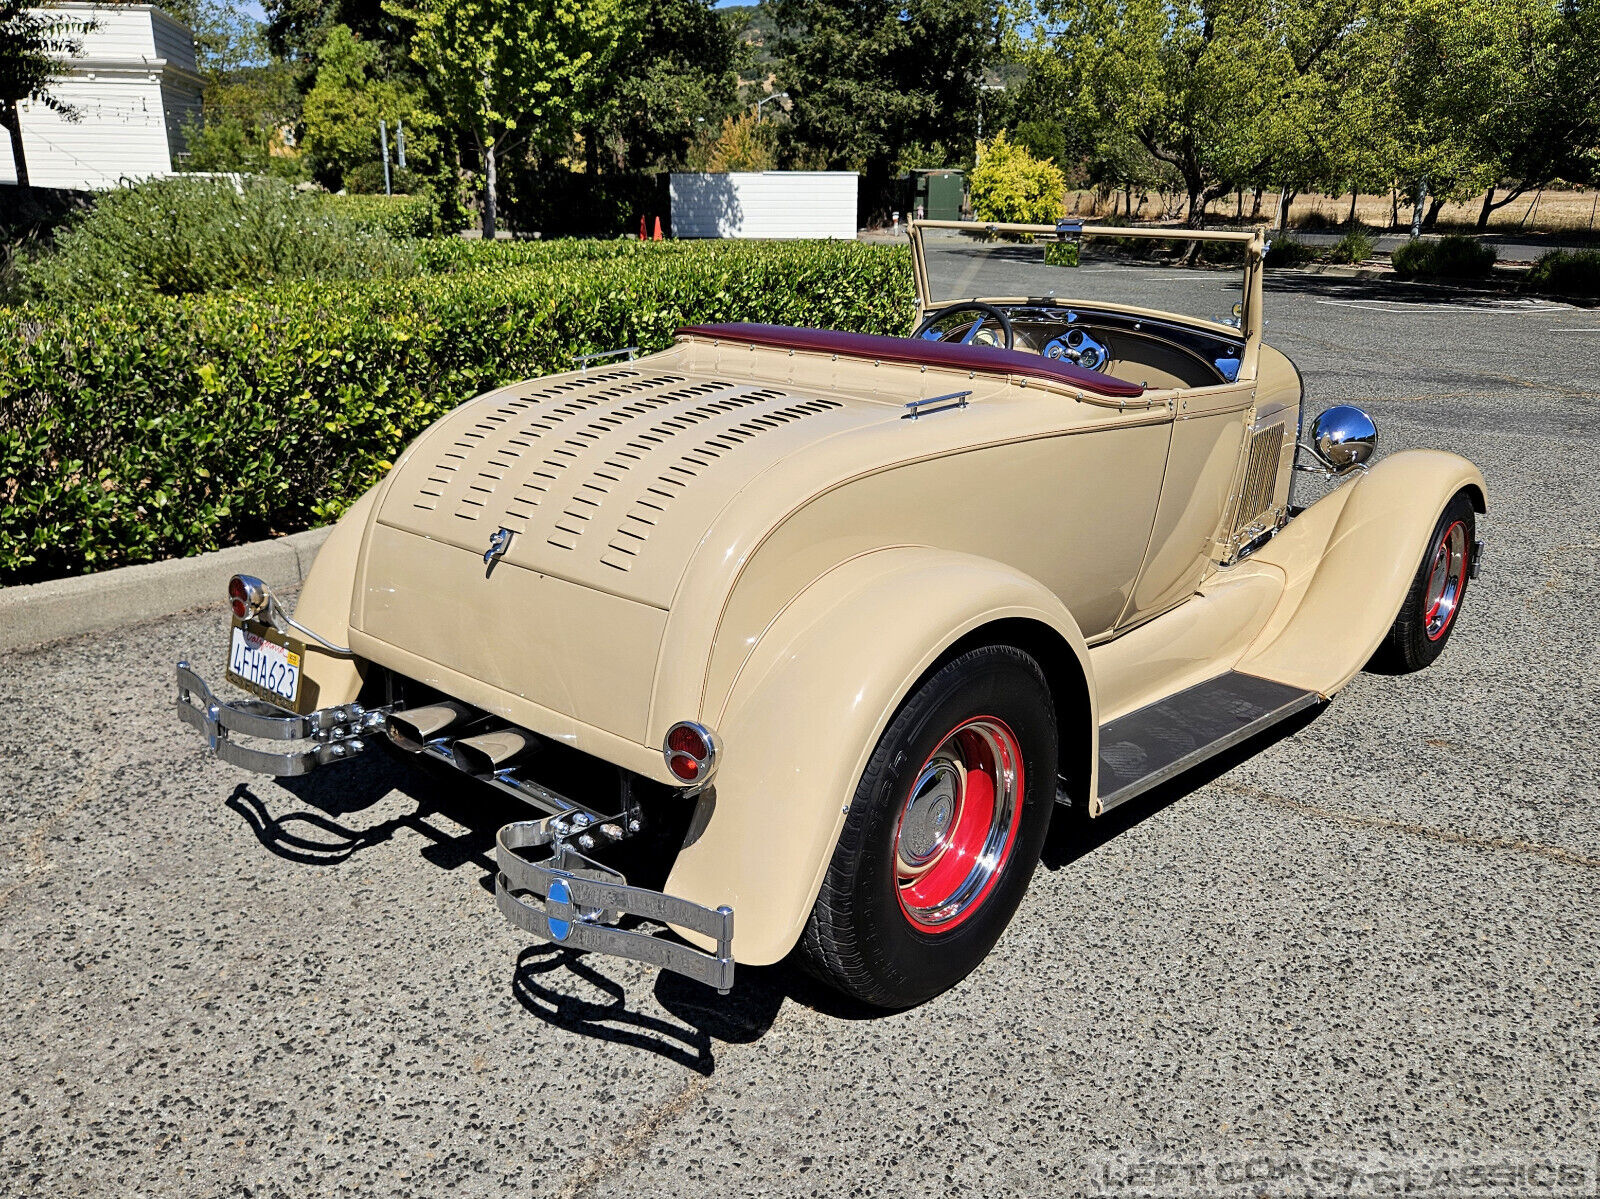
[1116,379,1257,628]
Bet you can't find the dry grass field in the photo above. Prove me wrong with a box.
[1066,186,1600,236]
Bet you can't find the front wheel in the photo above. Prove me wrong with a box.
[797,645,1058,1008]
[1371,491,1476,673]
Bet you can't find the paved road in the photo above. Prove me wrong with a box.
[1290,228,1598,262]
[3,278,1599,1198]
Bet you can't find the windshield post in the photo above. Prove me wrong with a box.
[908,221,932,323]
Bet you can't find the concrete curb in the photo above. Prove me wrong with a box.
[0,527,332,652]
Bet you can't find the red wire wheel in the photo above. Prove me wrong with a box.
[893,718,1024,933]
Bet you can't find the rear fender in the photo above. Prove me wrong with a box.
[291,487,378,709]
[662,546,1094,965]
[1239,449,1486,695]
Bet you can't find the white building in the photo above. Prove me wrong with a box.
[0,4,203,191]
[670,172,860,239]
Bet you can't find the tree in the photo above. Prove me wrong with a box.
[773,0,1008,207]
[698,110,777,171]
[1387,0,1600,229]
[968,130,1065,222]
[301,23,433,188]
[585,0,743,172]
[0,0,92,188]
[391,0,639,236]
[1033,0,1386,226]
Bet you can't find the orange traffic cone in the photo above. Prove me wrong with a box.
[639,215,647,241]
[653,216,663,241]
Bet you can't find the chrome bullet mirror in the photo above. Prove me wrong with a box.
[1308,405,1378,473]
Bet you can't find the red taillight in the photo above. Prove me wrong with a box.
[663,721,717,788]
[667,725,706,757]
[227,576,249,620]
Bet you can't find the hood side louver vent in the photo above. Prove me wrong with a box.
[380,367,870,608]
[410,368,680,515]
[599,397,843,572]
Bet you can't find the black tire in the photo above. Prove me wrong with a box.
[797,645,1058,1008]
[1371,491,1476,673]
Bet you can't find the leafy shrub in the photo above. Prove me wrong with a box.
[1295,211,1336,233]
[321,191,441,239]
[1044,240,1079,267]
[1266,237,1320,268]
[1391,235,1497,279]
[0,240,914,583]
[1327,230,1375,264]
[341,163,426,196]
[969,132,1066,225]
[16,176,415,302]
[1527,248,1600,297]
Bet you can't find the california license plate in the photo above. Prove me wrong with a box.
[225,619,307,713]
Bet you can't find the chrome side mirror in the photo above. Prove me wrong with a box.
[1305,405,1377,474]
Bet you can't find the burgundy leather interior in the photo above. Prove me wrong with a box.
[676,322,1146,399]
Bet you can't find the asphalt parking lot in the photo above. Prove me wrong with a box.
[3,272,1598,1198]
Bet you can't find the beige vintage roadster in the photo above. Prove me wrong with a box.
[177,220,1485,1008]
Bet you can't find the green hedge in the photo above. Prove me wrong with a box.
[1528,248,1600,297]
[13,176,418,303]
[319,191,443,239]
[1391,234,1498,280]
[0,240,914,583]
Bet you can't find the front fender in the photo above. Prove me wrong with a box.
[1239,448,1486,695]
[662,546,1094,966]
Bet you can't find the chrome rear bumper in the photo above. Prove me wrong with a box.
[174,662,380,776]
[175,661,737,993]
[496,818,735,994]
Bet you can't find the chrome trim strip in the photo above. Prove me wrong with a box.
[496,821,735,993]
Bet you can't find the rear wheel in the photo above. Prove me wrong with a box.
[797,645,1058,1008]
[1372,491,1476,673]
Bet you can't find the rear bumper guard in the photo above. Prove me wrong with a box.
[496,819,735,994]
[175,662,380,776]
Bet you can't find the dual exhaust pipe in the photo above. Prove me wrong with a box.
[387,701,539,777]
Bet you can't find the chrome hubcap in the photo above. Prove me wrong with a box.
[1423,520,1469,641]
[893,718,1025,932]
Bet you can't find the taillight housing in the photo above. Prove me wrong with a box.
[227,574,268,621]
[663,721,718,789]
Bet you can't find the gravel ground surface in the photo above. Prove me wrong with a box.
[3,274,1598,1198]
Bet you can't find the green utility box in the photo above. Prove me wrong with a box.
[900,169,964,222]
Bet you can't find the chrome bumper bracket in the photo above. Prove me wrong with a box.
[495,819,735,994]
[175,662,380,777]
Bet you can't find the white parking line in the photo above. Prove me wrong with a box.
[1316,298,1575,313]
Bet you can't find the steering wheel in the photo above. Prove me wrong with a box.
[912,302,1015,351]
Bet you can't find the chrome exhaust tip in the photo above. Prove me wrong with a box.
[451,728,540,778]
[387,701,472,753]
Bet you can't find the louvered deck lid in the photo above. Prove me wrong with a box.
[375,363,883,608]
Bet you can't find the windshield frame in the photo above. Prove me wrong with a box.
[908,219,1268,383]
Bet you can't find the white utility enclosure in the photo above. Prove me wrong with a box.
[670,172,859,239]
[0,3,202,190]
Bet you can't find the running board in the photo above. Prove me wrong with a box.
[1095,672,1323,813]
